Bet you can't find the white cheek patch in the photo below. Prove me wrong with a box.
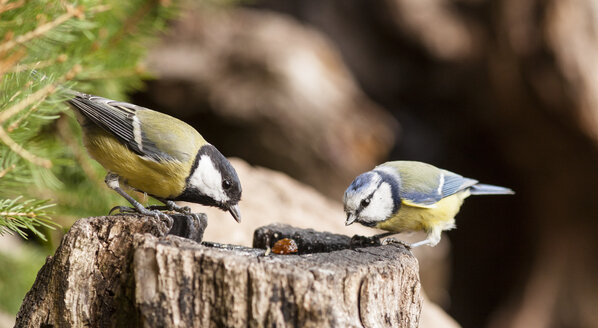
[189,155,229,203]
[359,182,394,224]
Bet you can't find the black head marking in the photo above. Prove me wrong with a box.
[372,169,401,214]
[176,144,242,210]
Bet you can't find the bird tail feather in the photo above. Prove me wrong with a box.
[470,183,514,195]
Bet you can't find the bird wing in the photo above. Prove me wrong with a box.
[439,169,479,197]
[68,93,188,162]
[379,161,477,208]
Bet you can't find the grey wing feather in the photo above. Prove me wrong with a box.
[440,171,478,198]
[69,95,134,142]
[68,94,172,161]
[399,172,477,205]
[30,71,172,161]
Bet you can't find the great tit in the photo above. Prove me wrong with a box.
[64,89,242,226]
[343,161,513,247]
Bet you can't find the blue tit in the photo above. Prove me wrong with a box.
[343,161,513,247]
[65,90,242,225]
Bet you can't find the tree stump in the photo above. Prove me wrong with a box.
[15,216,423,327]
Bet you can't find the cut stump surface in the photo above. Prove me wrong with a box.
[16,216,422,328]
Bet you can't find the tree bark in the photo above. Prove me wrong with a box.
[15,216,422,327]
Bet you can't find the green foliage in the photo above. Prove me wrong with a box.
[0,240,49,315]
[0,0,179,242]
[0,196,55,240]
[0,0,185,318]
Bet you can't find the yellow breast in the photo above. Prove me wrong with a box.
[83,129,192,199]
[375,191,470,233]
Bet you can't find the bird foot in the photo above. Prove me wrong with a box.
[109,205,137,215]
[134,208,173,231]
[108,205,173,231]
[381,237,410,248]
[160,200,192,214]
[350,235,382,248]
[146,205,170,211]
[151,201,204,228]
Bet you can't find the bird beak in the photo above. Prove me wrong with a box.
[345,213,357,226]
[228,204,242,223]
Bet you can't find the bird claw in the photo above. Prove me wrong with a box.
[141,210,174,231]
[189,212,202,222]
[146,205,169,211]
[147,209,174,231]
[350,235,382,248]
[165,200,191,214]
[350,234,411,249]
[109,206,137,215]
[382,237,410,248]
[108,205,173,231]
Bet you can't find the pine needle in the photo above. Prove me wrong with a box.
[0,196,58,240]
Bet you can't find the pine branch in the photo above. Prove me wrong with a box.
[0,164,15,178]
[0,48,25,76]
[0,82,56,124]
[0,196,58,241]
[7,53,68,73]
[0,0,24,15]
[0,0,182,243]
[108,0,158,47]
[0,5,83,54]
[0,126,52,168]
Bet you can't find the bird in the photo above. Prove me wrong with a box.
[34,72,242,227]
[343,161,513,247]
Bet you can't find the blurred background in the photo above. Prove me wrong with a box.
[2,0,598,327]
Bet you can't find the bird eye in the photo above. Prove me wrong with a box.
[222,179,232,190]
[361,198,370,207]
